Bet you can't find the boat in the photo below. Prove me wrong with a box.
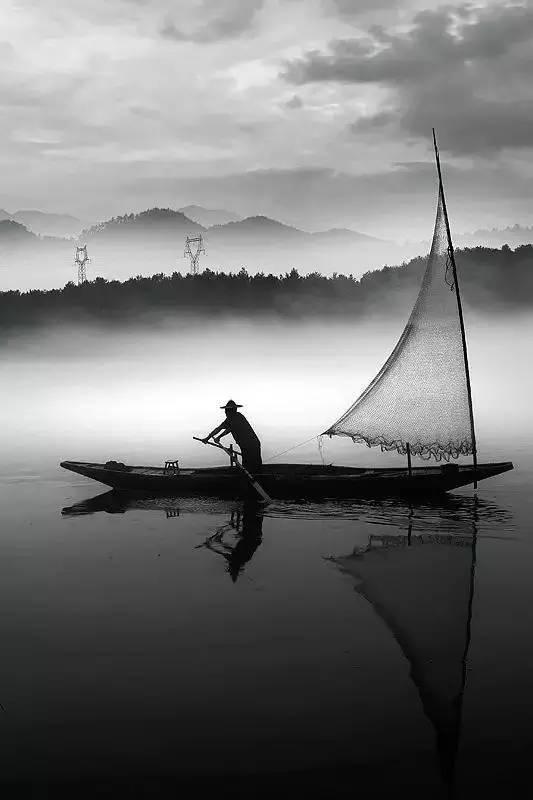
[60,131,513,498]
[60,459,512,498]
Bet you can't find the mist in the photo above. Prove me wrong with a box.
[2,313,531,479]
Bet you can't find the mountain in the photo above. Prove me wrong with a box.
[178,204,242,228]
[13,210,83,237]
[455,224,533,249]
[83,208,204,239]
[399,224,533,261]
[203,215,400,274]
[205,216,389,247]
[207,215,305,243]
[310,227,386,244]
[0,221,72,290]
[0,219,38,244]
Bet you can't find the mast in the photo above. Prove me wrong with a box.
[432,129,478,486]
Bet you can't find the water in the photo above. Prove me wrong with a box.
[1,316,532,796]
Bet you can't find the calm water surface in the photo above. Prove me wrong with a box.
[1,318,532,797]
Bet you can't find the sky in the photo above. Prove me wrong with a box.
[1,0,532,239]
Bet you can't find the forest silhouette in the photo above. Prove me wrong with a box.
[1,244,531,330]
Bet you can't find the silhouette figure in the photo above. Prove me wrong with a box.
[197,500,264,583]
[202,400,262,474]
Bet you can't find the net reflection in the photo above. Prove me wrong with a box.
[329,498,490,795]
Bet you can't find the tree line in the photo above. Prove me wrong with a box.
[1,244,532,330]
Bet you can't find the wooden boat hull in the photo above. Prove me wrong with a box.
[60,460,513,499]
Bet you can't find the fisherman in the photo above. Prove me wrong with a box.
[202,400,262,474]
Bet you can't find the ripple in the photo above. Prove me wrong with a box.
[265,495,515,537]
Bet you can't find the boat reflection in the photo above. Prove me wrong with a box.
[62,492,264,583]
[61,492,237,518]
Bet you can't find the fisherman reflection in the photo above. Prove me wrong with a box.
[197,501,264,582]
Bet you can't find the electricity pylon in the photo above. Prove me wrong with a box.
[74,245,90,285]
[184,235,205,275]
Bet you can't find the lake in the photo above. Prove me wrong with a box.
[1,315,532,797]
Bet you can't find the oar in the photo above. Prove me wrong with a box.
[193,437,271,503]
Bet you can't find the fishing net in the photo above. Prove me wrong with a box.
[324,191,473,461]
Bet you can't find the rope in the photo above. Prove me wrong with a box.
[264,435,322,463]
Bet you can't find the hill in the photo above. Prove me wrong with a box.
[12,210,83,237]
[208,215,302,239]
[178,205,242,227]
[0,219,38,244]
[83,207,205,239]
[0,221,72,290]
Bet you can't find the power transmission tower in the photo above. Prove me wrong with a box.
[74,245,90,285]
[184,234,205,275]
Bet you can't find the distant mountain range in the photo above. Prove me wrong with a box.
[0,209,84,237]
[1,203,533,292]
[455,225,533,249]
[75,209,397,285]
[82,208,385,244]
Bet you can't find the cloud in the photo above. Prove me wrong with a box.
[285,94,303,109]
[283,2,533,154]
[160,0,265,43]
[127,160,533,238]
[324,0,403,19]
[1,0,532,242]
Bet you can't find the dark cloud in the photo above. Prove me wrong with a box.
[283,2,533,154]
[160,0,265,43]
[286,4,533,84]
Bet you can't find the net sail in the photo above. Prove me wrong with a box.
[334,528,476,788]
[324,191,473,461]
